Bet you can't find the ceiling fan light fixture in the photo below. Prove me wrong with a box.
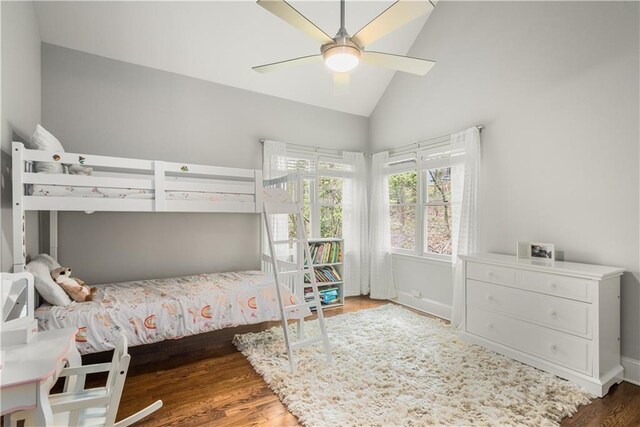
[323,45,361,73]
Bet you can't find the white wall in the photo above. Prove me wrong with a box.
[370,2,640,360]
[1,1,41,272]
[41,43,368,284]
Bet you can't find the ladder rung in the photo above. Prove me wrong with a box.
[277,269,312,276]
[265,204,299,214]
[285,300,318,311]
[290,336,324,350]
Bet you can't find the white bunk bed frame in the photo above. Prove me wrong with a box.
[11,141,289,274]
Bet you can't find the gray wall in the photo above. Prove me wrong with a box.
[41,43,368,284]
[370,2,639,360]
[1,1,41,272]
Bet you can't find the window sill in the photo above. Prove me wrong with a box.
[391,251,452,266]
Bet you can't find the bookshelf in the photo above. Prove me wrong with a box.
[305,238,344,310]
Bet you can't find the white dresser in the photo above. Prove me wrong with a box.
[459,253,624,397]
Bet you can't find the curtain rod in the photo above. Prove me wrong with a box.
[259,124,484,157]
[371,124,484,158]
[259,139,345,156]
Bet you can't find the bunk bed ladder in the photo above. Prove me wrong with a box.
[263,201,332,373]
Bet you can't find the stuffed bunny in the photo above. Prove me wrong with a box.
[51,267,97,302]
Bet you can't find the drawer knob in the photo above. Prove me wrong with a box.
[488,323,494,330]
[550,282,558,291]
[549,343,558,352]
[549,310,557,319]
[486,295,494,301]
[487,271,495,277]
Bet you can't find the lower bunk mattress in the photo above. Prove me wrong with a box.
[35,271,308,354]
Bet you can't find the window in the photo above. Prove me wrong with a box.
[285,153,347,239]
[387,150,454,259]
[423,167,452,255]
[319,176,342,238]
[388,171,417,251]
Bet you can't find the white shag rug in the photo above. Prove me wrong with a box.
[233,304,594,427]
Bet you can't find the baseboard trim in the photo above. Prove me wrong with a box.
[622,356,640,386]
[393,291,451,320]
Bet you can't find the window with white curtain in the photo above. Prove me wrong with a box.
[285,152,351,239]
[387,145,457,260]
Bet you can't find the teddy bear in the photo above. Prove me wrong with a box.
[51,267,97,302]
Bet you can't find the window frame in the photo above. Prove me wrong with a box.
[285,151,349,239]
[387,156,418,255]
[387,146,458,262]
[421,167,452,260]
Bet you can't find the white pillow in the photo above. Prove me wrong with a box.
[25,254,71,306]
[31,125,65,174]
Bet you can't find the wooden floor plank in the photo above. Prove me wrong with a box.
[74,296,639,426]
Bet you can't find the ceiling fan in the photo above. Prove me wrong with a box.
[253,0,436,92]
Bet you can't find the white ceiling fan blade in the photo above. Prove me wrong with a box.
[257,0,334,45]
[253,54,323,73]
[352,0,434,48]
[363,51,435,76]
[333,72,350,96]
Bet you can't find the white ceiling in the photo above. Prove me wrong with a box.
[34,1,433,117]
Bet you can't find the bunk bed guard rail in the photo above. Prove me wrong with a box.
[11,141,266,272]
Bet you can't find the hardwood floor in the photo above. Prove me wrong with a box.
[79,296,639,426]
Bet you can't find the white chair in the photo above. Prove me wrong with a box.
[9,333,162,427]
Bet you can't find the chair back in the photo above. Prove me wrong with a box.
[104,334,131,425]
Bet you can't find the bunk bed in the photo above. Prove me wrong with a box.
[11,141,306,354]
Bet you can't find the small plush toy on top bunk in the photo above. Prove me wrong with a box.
[51,267,97,302]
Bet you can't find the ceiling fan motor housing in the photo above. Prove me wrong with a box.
[321,36,362,72]
[321,36,361,58]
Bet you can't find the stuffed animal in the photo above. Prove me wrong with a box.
[67,164,93,176]
[51,267,97,302]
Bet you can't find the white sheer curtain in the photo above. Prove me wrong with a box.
[262,140,289,259]
[263,140,288,179]
[369,152,396,299]
[450,127,481,328]
[342,151,369,296]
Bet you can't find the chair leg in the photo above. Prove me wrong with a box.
[6,411,33,427]
[114,400,163,427]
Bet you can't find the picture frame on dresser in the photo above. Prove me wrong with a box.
[459,253,624,397]
[517,241,555,262]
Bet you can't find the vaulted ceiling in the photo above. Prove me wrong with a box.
[34,1,434,117]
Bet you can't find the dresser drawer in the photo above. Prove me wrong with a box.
[467,306,591,374]
[467,280,591,338]
[521,270,592,302]
[466,262,517,287]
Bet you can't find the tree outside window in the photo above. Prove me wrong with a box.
[388,171,417,250]
[387,161,453,258]
[424,167,452,255]
[319,176,342,238]
[285,156,345,240]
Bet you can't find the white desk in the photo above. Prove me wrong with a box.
[1,327,81,426]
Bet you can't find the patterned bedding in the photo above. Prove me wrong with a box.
[29,184,254,202]
[35,271,308,354]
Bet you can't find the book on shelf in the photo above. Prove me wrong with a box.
[304,287,340,305]
[304,265,342,283]
[308,241,342,264]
